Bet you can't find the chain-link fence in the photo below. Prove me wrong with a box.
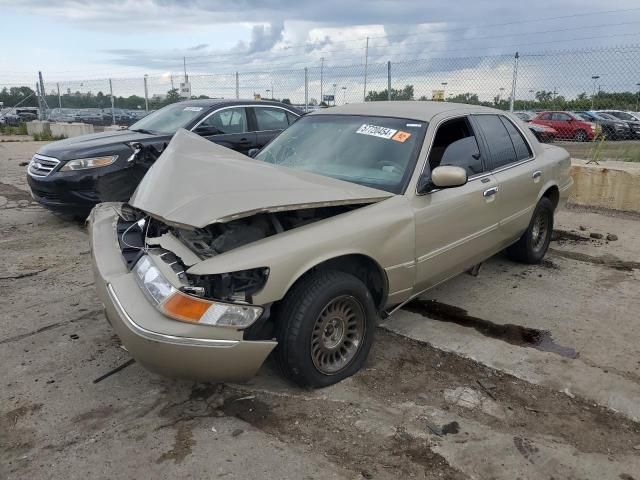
[2,44,640,119]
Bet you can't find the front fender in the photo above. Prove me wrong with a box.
[186,196,416,305]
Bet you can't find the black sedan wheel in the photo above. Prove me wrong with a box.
[275,270,377,388]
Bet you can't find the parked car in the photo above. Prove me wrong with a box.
[75,108,104,125]
[530,111,596,141]
[574,111,630,140]
[27,99,302,216]
[514,111,535,122]
[598,110,640,139]
[102,108,133,126]
[0,109,21,125]
[527,123,557,143]
[48,108,79,123]
[89,102,572,386]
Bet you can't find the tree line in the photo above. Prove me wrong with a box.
[3,84,639,112]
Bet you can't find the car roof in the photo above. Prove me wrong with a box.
[174,98,303,114]
[308,101,505,122]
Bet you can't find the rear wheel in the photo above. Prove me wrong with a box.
[573,129,588,142]
[275,270,377,388]
[506,197,554,264]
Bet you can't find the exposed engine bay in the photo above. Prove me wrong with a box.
[115,202,362,304]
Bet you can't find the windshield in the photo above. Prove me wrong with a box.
[129,103,207,135]
[255,114,427,194]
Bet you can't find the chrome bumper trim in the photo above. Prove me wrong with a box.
[106,283,239,348]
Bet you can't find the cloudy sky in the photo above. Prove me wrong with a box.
[2,1,640,102]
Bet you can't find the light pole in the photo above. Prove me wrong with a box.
[591,75,600,110]
[333,83,337,106]
[342,86,347,104]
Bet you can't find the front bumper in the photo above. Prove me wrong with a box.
[89,203,276,382]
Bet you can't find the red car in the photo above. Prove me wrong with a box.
[531,111,596,142]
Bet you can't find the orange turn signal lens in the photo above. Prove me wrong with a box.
[161,293,212,323]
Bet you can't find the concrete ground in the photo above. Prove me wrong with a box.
[1,140,639,480]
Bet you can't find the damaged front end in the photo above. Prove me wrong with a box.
[90,130,395,382]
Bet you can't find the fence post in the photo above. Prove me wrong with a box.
[143,75,149,112]
[387,61,391,101]
[304,67,309,111]
[320,57,324,105]
[509,51,519,113]
[109,79,115,125]
[37,71,47,119]
[363,37,369,102]
[56,82,61,108]
[235,72,239,99]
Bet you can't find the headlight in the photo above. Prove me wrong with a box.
[60,155,117,171]
[133,256,262,328]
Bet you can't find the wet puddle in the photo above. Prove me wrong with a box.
[404,300,578,359]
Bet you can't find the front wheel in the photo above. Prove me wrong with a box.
[574,129,588,142]
[506,197,554,264]
[275,270,377,388]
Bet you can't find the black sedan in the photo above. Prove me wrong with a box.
[574,111,630,140]
[27,99,302,217]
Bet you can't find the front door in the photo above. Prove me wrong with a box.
[411,115,503,293]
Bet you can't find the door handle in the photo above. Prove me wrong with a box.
[483,186,499,197]
[238,138,251,144]
[532,170,542,180]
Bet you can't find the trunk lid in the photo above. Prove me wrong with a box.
[130,129,393,228]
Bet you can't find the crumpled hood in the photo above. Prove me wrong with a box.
[130,129,394,228]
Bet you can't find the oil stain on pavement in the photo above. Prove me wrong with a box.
[404,300,578,359]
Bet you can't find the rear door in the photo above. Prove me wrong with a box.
[411,115,503,292]
[194,106,257,154]
[251,106,298,148]
[472,114,539,241]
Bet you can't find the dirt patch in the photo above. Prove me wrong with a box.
[548,248,640,271]
[156,422,195,464]
[0,181,31,202]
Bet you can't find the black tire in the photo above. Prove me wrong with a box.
[506,197,554,264]
[574,129,588,142]
[275,270,377,388]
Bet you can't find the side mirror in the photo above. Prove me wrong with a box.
[247,148,260,158]
[193,125,220,136]
[417,166,468,194]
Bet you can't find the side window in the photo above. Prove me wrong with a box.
[473,114,517,169]
[553,113,570,121]
[200,107,247,134]
[539,113,552,120]
[428,117,484,177]
[499,117,532,161]
[255,107,289,131]
[286,111,299,125]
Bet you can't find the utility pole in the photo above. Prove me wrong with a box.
[509,52,519,113]
[109,79,115,125]
[183,57,188,83]
[363,37,369,102]
[387,61,391,101]
[170,74,174,90]
[235,72,239,99]
[320,57,324,105]
[56,82,61,108]
[144,74,149,112]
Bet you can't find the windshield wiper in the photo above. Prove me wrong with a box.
[129,128,156,135]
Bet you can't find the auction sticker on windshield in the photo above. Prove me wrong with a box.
[356,124,398,139]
